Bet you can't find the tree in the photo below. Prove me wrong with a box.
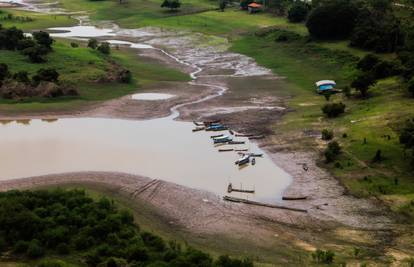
[219,0,226,12]
[27,239,45,258]
[21,45,49,63]
[97,42,111,55]
[351,72,376,98]
[322,102,346,118]
[161,0,181,10]
[287,2,309,23]
[33,31,54,50]
[16,38,36,51]
[306,0,358,39]
[88,38,98,49]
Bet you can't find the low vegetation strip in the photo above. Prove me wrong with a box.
[0,189,254,267]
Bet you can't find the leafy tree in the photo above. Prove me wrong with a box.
[161,0,181,10]
[240,0,253,10]
[16,38,36,51]
[350,7,403,53]
[312,249,335,263]
[306,0,358,39]
[27,239,45,258]
[351,72,376,98]
[0,26,24,50]
[88,38,98,49]
[21,45,49,63]
[33,31,54,50]
[287,2,309,23]
[322,102,346,117]
[97,42,111,54]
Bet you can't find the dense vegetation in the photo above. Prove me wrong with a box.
[0,189,253,267]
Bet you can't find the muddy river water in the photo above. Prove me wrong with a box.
[0,1,292,203]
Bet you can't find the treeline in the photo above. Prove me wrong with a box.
[0,189,254,267]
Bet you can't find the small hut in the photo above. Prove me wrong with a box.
[315,80,336,94]
[248,2,263,13]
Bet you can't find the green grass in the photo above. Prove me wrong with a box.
[0,9,76,30]
[0,40,189,113]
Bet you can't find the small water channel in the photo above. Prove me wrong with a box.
[0,0,292,203]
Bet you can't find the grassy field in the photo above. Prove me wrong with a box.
[0,39,189,113]
[0,8,76,30]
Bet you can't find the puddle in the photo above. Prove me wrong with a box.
[0,118,292,203]
[132,93,175,100]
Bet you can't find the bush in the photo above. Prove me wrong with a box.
[373,60,399,79]
[321,129,334,140]
[400,118,414,156]
[312,249,335,264]
[88,38,98,49]
[27,239,45,258]
[322,102,346,118]
[324,141,341,163]
[13,71,30,84]
[161,0,181,10]
[32,68,59,84]
[16,38,36,51]
[306,0,358,39]
[287,2,309,23]
[97,42,110,55]
[56,243,70,255]
[13,240,29,253]
[21,45,49,63]
[0,63,10,81]
[33,31,54,50]
[70,42,79,48]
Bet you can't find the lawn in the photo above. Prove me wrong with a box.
[0,8,76,30]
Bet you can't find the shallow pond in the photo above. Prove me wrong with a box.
[0,118,291,203]
[132,93,175,100]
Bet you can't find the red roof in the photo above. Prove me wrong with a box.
[248,2,262,8]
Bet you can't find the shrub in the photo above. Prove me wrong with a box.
[16,38,36,51]
[56,243,70,255]
[400,118,414,158]
[287,2,309,23]
[373,60,398,79]
[324,141,341,163]
[13,240,29,253]
[13,71,30,84]
[27,239,45,258]
[0,63,10,81]
[306,1,358,39]
[32,68,59,84]
[70,42,79,48]
[87,38,98,49]
[97,42,110,55]
[322,102,346,118]
[161,0,181,10]
[21,45,49,63]
[312,249,335,264]
[321,129,334,140]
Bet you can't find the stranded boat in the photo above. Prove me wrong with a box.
[213,135,232,144]
[235,155,250,166]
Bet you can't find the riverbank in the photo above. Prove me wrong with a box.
[1,0,413,265]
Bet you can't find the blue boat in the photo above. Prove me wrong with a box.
[206,124,228,131]
[213,135,232,143]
